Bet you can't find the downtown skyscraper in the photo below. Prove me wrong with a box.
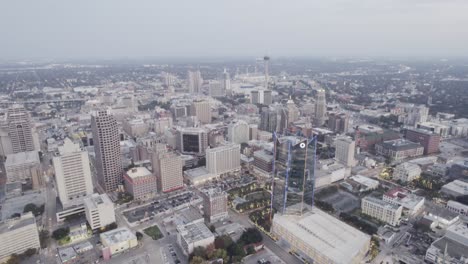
[6,105,37,153]
[91,110,122,193]
[187,70,203,94]
[314,89,327,126]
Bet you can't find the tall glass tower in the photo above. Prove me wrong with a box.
[271,133,317,216]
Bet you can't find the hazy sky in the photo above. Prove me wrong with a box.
[1,0,467,59]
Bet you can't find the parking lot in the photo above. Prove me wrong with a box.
[123,192,198,224]
[0,190,45,220]
[160,243,184,264]
[321,189,360,213]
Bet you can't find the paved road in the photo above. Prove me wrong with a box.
[228,209,303,264]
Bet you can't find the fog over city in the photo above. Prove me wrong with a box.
[1,0,468,59]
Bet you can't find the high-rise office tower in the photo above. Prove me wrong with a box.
[152,152,183,193]
[201,188,228,223]
[328,112,349,134]
[260,108,279,133]
[206,143,241,176]
[191,100,212,124]
[334,136,356,167]
[251,90,260,104]
[187,70,203,94]
[262,90,273,105]
[222,68,231,92]
[405,105,429,127]
[286,97,300,124]
[208,80,225,97]
[227,120,250,144]
[91,110,123,193]
[54,138,93,208]
[176,127,208,155]
[272,135,316,216]
[314,89,327,126]
[163,72,176,88]
[6,105,36,153]
[264,56,270,90]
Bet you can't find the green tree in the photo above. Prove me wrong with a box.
[192,246,207,259]
[39,230,49,249]
[6,254,20,264]
[228,243,245,259]
[136,231,143,241]
[239,228,263,244]
[52,227,70,240]
[214,235,233,250]
[209,225,216,233]
[190,256,206,264]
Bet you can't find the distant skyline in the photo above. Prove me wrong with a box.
[1,0,468,60]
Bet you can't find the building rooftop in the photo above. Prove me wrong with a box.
[175,207,203,225]
[125,167,152,179]
[5,151,40,166]
[0,212,36,234]
[442,180,468,196]
[273,208,370,264]
[100,227,136,245]
[184,167,211,178]
[363,196,401,210]
[380,139,422,151]
[58,246,77,263]
[406,128,439,136]
[349,175,379,187]
[83,193,113,210]
[384,188,425,209]
[253,150,274,162]
[178,222,214,244]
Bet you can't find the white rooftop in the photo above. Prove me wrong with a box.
[178,222,214,244]
[442,180,468,196]
[5,151,40,166]
[100,227,136,245]
[126,167,152,179]
[349,175,379,187]
[273,208,370,264]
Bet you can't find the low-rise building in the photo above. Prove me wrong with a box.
[315,160,346,188]
[123,167,157,200]
[177,222,215,255]
[446,200,468,216]
[383,188,425,216]
[424,206,460,229]
[84,193,116,230]
[183,167,217,186]
[271,207,370,264]
[361,196,402,226]
[441,180,468,198]
[375,139,424,162]
[0,212,40,262]
[425,223,468,263]
[340,175,379,193]
[393,162,421,183]
[100,227,138,260]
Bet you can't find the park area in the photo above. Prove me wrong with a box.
[228,183,271,213]
[143,225,163,240]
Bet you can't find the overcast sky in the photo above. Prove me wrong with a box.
[1,0,467,60]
